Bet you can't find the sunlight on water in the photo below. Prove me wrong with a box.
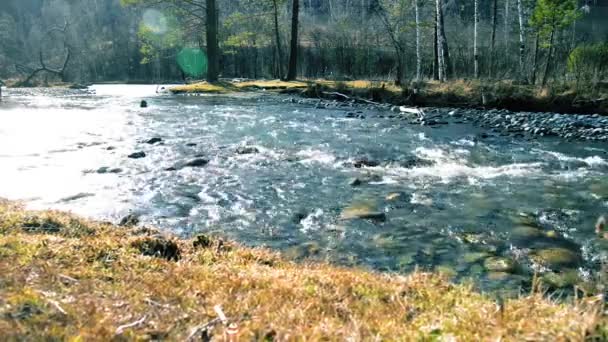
[1,85,607,292]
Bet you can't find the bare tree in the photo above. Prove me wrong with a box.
[415,0,421,81]
[489,0,498,78]
[286,0,299,80]
[272,0,284,78]
[206,0,220,82]
[517,0,525,79]
[16,22,71,87]
[474,0,479,78]
[436,0,449,81]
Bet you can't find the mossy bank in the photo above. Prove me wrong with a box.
[0,199,606,340]
[171,79,608,115]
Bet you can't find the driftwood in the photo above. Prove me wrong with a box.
[321,91,381,105]
[16,22,71,87]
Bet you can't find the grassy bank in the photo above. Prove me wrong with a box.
[0,200,606,340]
[170,79,608,115]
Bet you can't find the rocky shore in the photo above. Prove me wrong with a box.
[284,96,608,142]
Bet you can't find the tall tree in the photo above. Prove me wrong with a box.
[488,0,498,78]
[531,0,581,86]
[474,0,479,78]
[436,0,449,81]
[415,0,421,81]
[517,0,525,79]
[272,0,284,78]
[285,0,299,80]
[206,0,219,82]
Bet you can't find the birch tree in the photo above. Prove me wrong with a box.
[436,0,448,81]
[415,0,421,81]
[474,0,479,78]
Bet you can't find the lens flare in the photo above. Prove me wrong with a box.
[177,48,208,78]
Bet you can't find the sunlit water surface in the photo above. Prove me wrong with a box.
[1,85,607,293]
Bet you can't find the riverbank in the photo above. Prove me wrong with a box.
[169,79,608,115]
[0,199,605,340]
[169,79,608,141]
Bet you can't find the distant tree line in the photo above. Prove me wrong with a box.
[1,0,608,86]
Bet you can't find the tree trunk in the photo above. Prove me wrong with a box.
[415,0,421,81]
[433,9,439,80]
[504,0,509,52]
[436,0,449,81]
[474,0,479,78]
[541,28,555,86]
[272,0,284,79]
[489,0,497,78]
[517,0,525,80]
[531,31,540,84]
[206,0,220,82]
[286,0,299,81]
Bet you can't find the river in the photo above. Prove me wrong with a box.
[1,85,607,293]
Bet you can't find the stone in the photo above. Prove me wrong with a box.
[193,234,212,249]
[183,158,209,167]
[385,193,404,201]
[487,272,510,281]
[119,214,140,227]
[531,248,582,269]
[128,151,146,159]
[146,137,162,144]
[353,158,380,168]
[349,178,362,186]
[131,237,180,261]
[340,202,386,221]
[140,100,148,108]
[541,269,581,289]
[483,257,516,273]
[236,146,260,154]
[463,252,489,264]
[511,226,544,240]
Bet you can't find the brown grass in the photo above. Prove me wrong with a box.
[0,199,605,340]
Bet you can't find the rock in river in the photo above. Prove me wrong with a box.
[128,151,146,159]
[483,257,516,273]
[530,247,582,269]
[353,158,380,168]
[145,137,162,144]
[183,158,209,167]
[340,202,386,221]
[236,146,260,155]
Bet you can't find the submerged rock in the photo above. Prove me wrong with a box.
[340,202,386,221]
[145,137,162,144]
[385,193,405,201]
[128,151,146,159]
[511,226,544,240]
[530,248,582,269]
[541,269,581,289]
[348,178,362,187]
[483,257,516,273]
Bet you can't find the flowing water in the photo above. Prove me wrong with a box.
[1,85,607,293]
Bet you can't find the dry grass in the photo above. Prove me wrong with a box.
[0,199,605,340]
[169,80,308,94]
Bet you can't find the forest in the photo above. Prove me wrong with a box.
[1,0,607,87]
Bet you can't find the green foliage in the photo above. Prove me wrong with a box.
[530,0,581,37]
[568,43,608,83]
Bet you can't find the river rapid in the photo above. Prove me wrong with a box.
[1,85,607,294]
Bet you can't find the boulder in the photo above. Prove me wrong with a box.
[128,151,146,159]
[483,257,516,273]
[530,247,582,269]
[236,146,260,155]
[340,202,386,221]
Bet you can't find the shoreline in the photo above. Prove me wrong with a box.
[168,79,608,142]
[0,199,605,339]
